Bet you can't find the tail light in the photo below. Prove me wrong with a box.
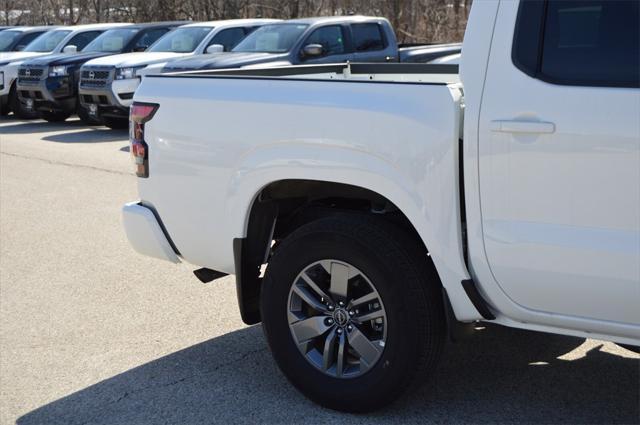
[130,102,159,178]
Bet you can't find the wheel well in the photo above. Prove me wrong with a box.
[263,180,419,242]
[234,179,441,325]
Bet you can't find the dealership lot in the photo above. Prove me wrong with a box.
[0,117,638,424]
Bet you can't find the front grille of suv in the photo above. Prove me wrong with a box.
[17,67,47,84]
[80,67,113,88]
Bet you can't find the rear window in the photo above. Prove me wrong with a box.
[352,23,386,52]
[541,0,639,86]
[512,0,639,87]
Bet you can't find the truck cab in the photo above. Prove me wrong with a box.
[16,22,186,123]
[123,0,639,413]
[78,19,279,128]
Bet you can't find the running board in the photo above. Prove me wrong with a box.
[461,279,495,320]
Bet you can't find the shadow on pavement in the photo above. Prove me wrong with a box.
[16,324,639,424]
[0,119,86,134]
[42,129,128,144]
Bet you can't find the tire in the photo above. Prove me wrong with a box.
[77,105,101,126]
[261,214,445,412]
[41,110,71,122]
[102,116,128,130]
[8,84,37,119]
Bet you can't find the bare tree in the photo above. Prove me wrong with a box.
[3,0,471,43]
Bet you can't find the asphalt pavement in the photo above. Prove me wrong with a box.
[1,117,639,424]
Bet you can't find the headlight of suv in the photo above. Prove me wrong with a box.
[49,65,68,77]
[116,66,144,80]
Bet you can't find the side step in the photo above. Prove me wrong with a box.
[193,268,228,283]
[461,279,495,320]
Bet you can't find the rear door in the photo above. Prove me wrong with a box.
[351,23,392,62]
[478,0,640,324]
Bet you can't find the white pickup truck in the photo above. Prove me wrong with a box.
[123,0,640,412]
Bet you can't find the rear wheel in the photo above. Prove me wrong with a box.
[102,116,128,130]
[77,105,100,126]
[41,110,71,122]
[261,214,445,412]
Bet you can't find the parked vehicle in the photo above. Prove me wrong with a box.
[429,52,460,65]
[0,23,127,117]
[160,17,461,73]
[0,26,56,52]
[78,19,278,128]
[123,0,639,413]
[16,22,186,124]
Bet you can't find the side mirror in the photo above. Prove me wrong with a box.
[62,45,77,54]
[206,44,225,54]
[133,45,148,52]
[301,44,324,59]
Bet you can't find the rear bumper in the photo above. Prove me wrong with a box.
[122,202,180,263]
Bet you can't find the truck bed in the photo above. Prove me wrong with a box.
[135,63,464,291]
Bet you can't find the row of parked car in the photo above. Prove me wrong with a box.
[1,17,461,128]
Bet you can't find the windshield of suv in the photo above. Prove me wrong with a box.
[232,24,308,53]
[148,27,212,53]
[83,28,139,52]
[0,30,21,51]
[23,30,71,52]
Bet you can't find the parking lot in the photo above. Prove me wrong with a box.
[0,117,639,424]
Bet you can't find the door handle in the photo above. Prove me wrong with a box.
[490,120,555,134]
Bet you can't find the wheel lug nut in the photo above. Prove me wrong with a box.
[326,318,333,325]
[336,328,343,335]
[347,325,353,331]
[349,310,354,316]
[328,305,334,311]
[338,301,344,307]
